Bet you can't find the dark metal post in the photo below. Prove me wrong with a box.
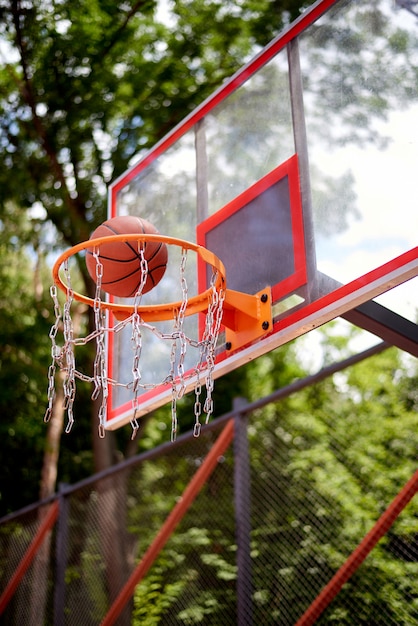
[54,484,70,626]
[233,397,253,626]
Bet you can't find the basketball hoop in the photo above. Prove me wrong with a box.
[44,233,272,440]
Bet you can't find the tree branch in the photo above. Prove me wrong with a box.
[11,0,90,241]
[100,0,153,60]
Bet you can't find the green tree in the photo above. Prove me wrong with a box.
[0,0,312,487]
[0,1,416,623]
[0,0,311,620]
[1,0,416,502]
[0,212,50,513]
[108,332,417,624]
[242,331,418,624]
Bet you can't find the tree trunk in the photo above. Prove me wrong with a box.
[87,271,133,624]
[28,370,65,624]
[28,301,84,623]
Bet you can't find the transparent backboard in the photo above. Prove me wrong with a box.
[106,0,418,430]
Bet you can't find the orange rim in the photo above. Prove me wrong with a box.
[52,234,226,321]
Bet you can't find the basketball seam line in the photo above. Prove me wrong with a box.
[106,219,165,266]
[87,220,165,270]
[102,219,166,290]
[100,263,167,287]
[86,218,168,296]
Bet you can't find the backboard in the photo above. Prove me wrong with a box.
[106,0,418,430]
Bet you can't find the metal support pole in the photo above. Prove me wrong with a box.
[287,37,319,301]
[295,468,418,625]
[101,419,235,626]
[233,398,253,626]
[195,118,209,223]
[54,484,70,626]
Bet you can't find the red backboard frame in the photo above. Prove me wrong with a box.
[104,0,418,430]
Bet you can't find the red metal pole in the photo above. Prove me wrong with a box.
[0,501,59,614]
[101,419,235,626]
[295,468,418,626]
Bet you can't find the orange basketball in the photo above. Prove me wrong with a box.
[86,216,168,297]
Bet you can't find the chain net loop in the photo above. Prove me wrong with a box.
[45,245,224,441]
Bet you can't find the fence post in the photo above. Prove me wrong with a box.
[100,419,235,626]
[54,484,70,626]
[0,501,59,616]
[233,397,253,626]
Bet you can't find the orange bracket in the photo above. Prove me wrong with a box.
[222,286,272,352]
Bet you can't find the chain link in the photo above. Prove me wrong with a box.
[176,248,188,400]
[199,268,225,424]
[129,246,149,438]
[92,249,110,438]
[62,260,76,433]
[44,285,62,423]
[171,391,178,442]
[193,370,202,437]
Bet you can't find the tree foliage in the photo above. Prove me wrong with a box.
[0,0,308,247]
[0,2,416,623]
[0,0,311,513]
[124,336,417,624]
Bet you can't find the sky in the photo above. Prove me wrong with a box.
[312,104,418,321]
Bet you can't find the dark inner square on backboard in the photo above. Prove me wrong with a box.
[205,176,295,295]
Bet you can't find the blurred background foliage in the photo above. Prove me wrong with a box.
[0,2,417,622]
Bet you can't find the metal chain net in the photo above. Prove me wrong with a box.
[44,247,224,441]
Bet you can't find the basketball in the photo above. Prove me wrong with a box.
[86,215,168,297]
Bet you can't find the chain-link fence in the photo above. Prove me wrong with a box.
[1,383,417,625]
